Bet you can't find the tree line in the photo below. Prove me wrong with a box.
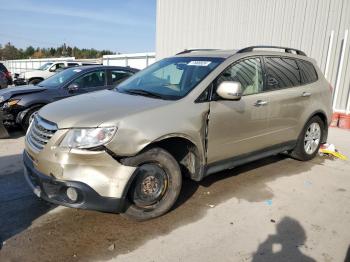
[0,42,115,60]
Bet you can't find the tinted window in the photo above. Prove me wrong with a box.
[298,60,318,84]
[217,58,263,95]
[0,63,8,72]
[68,63,79,67]
[265,57,301,90]
[73,70,106,88]
[110,70,133,85]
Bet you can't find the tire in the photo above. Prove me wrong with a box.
[22,108,40,130]
[28,78,42,85]
[290,116,324,161]
[122,147,182,221]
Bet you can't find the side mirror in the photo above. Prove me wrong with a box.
[216,81,242,100]
[67,83,79,92]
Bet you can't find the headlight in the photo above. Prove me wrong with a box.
[4,99,20,108]
[60,127,117,149]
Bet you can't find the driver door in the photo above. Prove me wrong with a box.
[67,69,107,95]
[57,69,107,100]
[207,57,271,164]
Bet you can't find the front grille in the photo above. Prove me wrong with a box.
[26,115,57,151]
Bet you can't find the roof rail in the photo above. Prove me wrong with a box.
[176,49,220,55]
[237,46,307,56]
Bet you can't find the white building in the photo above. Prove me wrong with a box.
[156,0,350,112]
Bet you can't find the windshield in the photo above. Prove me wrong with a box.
[38,62,53,71]
[116,57,224,100]
[38,67,82,88]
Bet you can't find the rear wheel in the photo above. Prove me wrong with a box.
[123,148,182,221]
[290,116,324,161]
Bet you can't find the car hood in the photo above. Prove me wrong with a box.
[39,90,171,129]
[0,85,47,102]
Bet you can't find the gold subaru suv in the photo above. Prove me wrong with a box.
[24,46,332,220]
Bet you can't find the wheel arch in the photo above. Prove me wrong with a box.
[304,110,329,144]
[28,77,44,83]
[17,103,46,125]
[120,134,205,182]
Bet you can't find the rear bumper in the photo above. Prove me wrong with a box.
[23,150,127,213]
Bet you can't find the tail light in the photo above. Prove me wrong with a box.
[5,71,12,79]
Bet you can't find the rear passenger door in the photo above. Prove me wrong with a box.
[263,57,316,145]
[107,69,134,89]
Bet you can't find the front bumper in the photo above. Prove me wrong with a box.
[0,107,19,127]
[23,150,126,213]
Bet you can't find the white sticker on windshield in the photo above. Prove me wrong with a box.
[73,69,82,72]
[188,61,211,66]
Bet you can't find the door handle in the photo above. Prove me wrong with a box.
[301,92,312,97]
[254,100,269,107]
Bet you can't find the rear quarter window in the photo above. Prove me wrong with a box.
[0,63,8,72]
[297,60,318,85]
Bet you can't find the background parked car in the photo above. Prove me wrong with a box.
[0,65,138,131]
[14,61,102,86]
[0,71,8,89]
[0,62,13,85]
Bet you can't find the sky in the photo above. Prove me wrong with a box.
[0,0,156,53]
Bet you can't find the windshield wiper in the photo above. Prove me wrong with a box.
[124,89,164,99]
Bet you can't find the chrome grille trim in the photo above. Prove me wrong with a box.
[26,115,58,152]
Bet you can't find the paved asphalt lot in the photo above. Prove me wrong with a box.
[0,128,349,262]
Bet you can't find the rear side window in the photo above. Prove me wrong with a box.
[68,63,79,67]
[264,57,301,90]
[298,60,318,84]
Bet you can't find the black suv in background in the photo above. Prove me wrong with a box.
[0,65,138,132]
[0,63,13,85]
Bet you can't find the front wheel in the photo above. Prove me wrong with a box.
[290,116,324,161]
[123,147,182,221]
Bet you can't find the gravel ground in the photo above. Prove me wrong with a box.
[0,128,349,262]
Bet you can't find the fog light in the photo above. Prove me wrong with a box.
[66,187,78,202]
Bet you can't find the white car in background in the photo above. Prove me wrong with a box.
[15,61,100,86]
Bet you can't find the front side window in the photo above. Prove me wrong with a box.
[110,70,133,85]
[50,63,65,72]
[216,58,263,96]
[117,57,224,100]
[72,70,106,88]
[265,57,301,90]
